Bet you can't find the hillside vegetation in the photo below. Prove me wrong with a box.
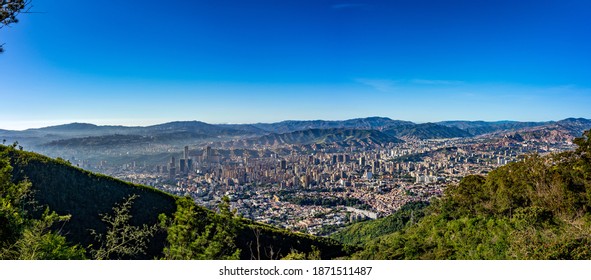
[0,145,348,259]
[347,130,591,259]
[331,201,429,246]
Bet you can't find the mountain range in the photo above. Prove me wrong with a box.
[1,117,590,151]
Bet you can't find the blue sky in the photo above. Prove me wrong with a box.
[0,0,590,130]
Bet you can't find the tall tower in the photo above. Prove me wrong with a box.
[184,146,189,160]
[280,159,287,170]
[179,159,186,174]
[205,146,212,162]
[169,156,176,179]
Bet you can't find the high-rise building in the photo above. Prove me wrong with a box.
[187,158,193,171]
[179,159,186,173]
[184,146,189,160]
[169,156,176,179]
[280,159,287,170]
[169,167,176,179]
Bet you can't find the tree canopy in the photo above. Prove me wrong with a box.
[1,0,28,53]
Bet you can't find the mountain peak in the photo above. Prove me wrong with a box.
[29,122,99,132]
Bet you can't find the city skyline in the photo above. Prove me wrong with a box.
[1,0,590,130]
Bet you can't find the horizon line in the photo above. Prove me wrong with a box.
[1,116,588,131]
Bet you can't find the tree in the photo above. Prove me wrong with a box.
[1,0,30,53]
[160,196,241,260]
[281,246,321,260]
[90,194,158,260]
[0,147,85,259]
[2,208,86,259]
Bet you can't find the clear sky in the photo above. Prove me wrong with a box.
[1,0,590,130]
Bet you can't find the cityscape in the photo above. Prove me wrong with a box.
[2,0,591,269]
[39,119,581,236]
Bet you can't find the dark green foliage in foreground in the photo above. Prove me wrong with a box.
[160,196,241,260]
[0,148,85,259]
[1,145,177,259]
[331,201,429,246]
[91,194,159,260]
[353,130,591,259]
[235,219,353,260]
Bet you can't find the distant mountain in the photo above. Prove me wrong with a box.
[436,120,549,136]
[29,122,136,137]
[137,121,260,138]
[234,128,403,147]
[32,122,101,132]
[384,123,472,140]
[252,117,414,134]
[555,118,591,137]
[215,124,270,135]
[43,132,213,148]
[21,121,261,139]
[142,121,216,132]
[2,118,590,150]
[465,118,591,144]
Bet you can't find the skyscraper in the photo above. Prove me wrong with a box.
[180,159,186,173]
[169,156,176,179]
[280,159,287,170]
[187,158,193,172]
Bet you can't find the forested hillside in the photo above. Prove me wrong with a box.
[0,145,348,260]
[347,130,591,259]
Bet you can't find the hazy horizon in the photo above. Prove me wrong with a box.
[1,116,588,131]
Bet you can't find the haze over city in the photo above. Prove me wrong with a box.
[1,0,590,130]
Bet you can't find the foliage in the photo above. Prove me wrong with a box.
[90,194,158,260]
[0,0,29,53]
[236,219,351,260]
[281,246,321,260]
[160,196,240,260]
[1,145,177,259]
[0,147,85,259]
[353,130,591,259]
[331,201,428,246]
[0,0,27,27]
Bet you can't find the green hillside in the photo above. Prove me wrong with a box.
[331,201,429,246]
[0,145,348,260]
[350,130,591,259]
